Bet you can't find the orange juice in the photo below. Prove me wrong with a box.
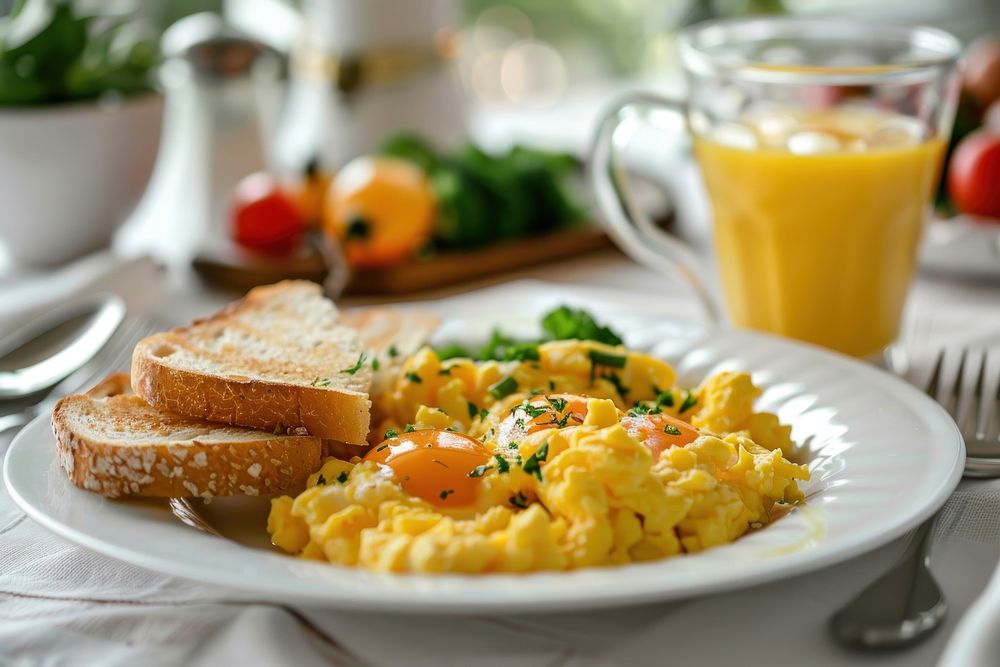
[694,109,944,357]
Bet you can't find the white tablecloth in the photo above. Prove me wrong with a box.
[3,251,1000,666]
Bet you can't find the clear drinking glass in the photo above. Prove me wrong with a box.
[591,18,962,358]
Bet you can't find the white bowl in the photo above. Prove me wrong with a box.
[0,93,164,268]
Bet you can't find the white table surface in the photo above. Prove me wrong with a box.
[3,248,1000,666]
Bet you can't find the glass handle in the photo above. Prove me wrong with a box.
[589,92,721,323]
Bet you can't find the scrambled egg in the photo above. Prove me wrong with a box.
[268,340,810,574]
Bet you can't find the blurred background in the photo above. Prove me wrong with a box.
[0,0,998,297]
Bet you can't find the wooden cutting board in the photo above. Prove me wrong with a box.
[346,225,611,294]
[191,225,612,295]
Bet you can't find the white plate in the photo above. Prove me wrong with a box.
[3,320,965,614]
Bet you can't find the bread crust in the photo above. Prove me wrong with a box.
[52,393,323,499]
[130,280,372,444]
[132,348,371,444]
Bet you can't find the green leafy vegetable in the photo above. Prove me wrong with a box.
[377,132,582,250]
[542,306,623,346]
[0,0,159,106]
[433,306,624,364]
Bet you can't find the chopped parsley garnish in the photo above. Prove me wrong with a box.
[519,402,549,419]
[521,441,549,481]
[439,489,454,500]
[341,353,368,375]
[468,464,492,478]
[657,391,675,408]
[479,408,489,420]
[376,443,389,452]
[664,424,682,436]
[311,377,331,387]
[602,371,629,398]
[384,429,398,439]
[489,376,518,399]
[316,474,327,485]
[404,424,416,433]
[433,307,623,362]
[587,349,627,369]
[548,380,556,391]
[336,471,348,484]
[372,357,380,371]
[438,367,452,376]
[388,344,399,358]
[628,403,661,416]
[548,397,567,413]
[679,392,698,414]
[493,454,510,473]
[405,372,422,384]
[541,306,623,345]
[467,401,479,419]
[509,492,529,509]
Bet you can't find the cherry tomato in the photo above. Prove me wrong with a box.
[364,429,489,509]
[324,156,436,269]
[948,130,1000,220]
[231,173,305,253]
[620,413,700,459]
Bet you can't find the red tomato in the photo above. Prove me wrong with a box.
[231,173,305,253]
[948,130,1000,220]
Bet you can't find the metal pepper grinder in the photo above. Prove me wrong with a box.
[161,12,276,250]
[157,13,347,296]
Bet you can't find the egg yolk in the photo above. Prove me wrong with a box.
[363,429,490,509]
[621,413,700,458]
[503,393,591,436]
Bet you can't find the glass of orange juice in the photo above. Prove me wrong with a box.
[591,18,961,359]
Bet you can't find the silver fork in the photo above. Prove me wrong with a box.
[830,349,1000,649]
[0,315,163,434]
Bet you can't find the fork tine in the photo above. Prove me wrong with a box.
[925,349,944,398]
[973,350,988,440]
[989,354,1000,442]
[944,348,967,420]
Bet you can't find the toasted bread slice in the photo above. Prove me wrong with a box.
[132,280,372,444]
[340,307,441,441]
[53,373,322,499]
